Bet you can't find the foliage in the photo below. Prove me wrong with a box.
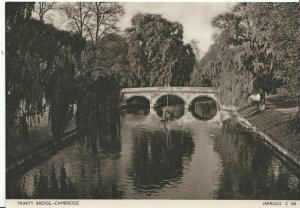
[6,2,123,144]
[191,3,300,105]
[5,2,34,29]
[6,2,86,139]
[58,4,126,144]
[125,13,195,87]
[190,32,253,105]
[96,34,130,87]
[76,75,121,150]
[288,111,300,135]
[34,2,56,22]
[79,33,129,86]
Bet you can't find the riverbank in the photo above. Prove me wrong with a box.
[234,94,300,166]
[6,129,78,173]
[7,112,76,171]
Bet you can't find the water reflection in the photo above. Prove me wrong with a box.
[7,160,125,199]
[126,107,149,116]
[129,123,194,191]
[79,130,121,154]
[155,104,185,119]
[6,110,300,199]
[214,120,300,199]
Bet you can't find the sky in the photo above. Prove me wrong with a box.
[38,2,232,53]
[118,2,231,52]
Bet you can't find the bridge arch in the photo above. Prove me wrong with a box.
[189,95,219,120]
[124,94,151,103]
[124,95,152,110]
[126,95,151,102]
[152,93,186,108]
[188,95,220,110]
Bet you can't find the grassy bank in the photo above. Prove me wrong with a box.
[238,95,300,158]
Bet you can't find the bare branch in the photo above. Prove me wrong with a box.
[35,2,56,22]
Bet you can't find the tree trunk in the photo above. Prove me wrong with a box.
[257,89,266,111]
[260,90,266,105]
[20,115,29,141]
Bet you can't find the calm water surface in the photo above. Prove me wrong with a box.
[7,106,300,199]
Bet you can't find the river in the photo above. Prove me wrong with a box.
[6,104,300,199]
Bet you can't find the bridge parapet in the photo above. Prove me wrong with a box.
[121,87,217,94]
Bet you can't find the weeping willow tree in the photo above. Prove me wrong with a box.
[53,2,124,149]
[76,74,121,151]
[6,2,121,145]
[190,32,253,106]
[6,3,84,140]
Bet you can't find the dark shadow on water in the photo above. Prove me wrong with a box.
[78,131,121,155]
[128,127,195,191]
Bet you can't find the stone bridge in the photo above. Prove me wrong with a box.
[121,87,219,109]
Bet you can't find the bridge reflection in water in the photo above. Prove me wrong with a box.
[7,89,300,199]
[7,103,300,199]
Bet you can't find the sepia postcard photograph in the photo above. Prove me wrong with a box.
[3,0,300,207]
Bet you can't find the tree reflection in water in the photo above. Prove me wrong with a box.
[79,131,121,155]
[7,162,124,199]
[7,110,300,199]
[214,120,300,199]
[129,123,195,191]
